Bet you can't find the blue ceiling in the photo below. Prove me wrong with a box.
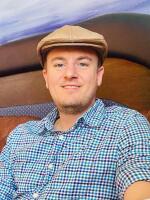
[0,0,149,45]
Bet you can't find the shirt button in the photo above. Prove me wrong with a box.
[58,135,65,140]
[48,163,54,169]
[33,192,39,199]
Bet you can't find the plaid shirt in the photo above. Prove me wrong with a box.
[0,99,150,200]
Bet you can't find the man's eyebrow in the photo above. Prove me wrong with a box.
[50,56,92,62]
[50,57,65,62]
[77,56,92,61]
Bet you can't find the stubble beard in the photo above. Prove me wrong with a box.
[55,96,96,115]
[58,103,85,114]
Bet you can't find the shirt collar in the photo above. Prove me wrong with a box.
[80,99,105,127]
[42,106,58,131]
[41,99,105,131]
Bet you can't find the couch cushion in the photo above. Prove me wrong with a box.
[0,102,55,118]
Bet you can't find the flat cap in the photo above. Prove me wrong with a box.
[37,25,108,67]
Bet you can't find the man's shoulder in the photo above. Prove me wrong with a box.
[105,103,135,116]
[84,99,149,129]
[6,119,45,151]
[10,118,44,134]
[104,102,148,125]
[102,104,150,144]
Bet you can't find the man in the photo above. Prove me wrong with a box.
[0,25,150,199]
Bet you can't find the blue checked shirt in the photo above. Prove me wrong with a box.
[0,99,150,200]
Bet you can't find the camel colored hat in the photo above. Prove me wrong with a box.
[37,25,108,67]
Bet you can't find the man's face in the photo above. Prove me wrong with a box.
[43,46,104,114]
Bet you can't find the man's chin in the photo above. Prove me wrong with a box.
[58,102,84,114]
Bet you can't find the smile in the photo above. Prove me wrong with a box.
[62,85,80,89]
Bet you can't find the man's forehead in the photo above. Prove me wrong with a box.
[46,46,98,58]
[49,56,93,63]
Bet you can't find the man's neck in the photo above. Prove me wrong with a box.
[54,112,82,132]
[54,99,96,132]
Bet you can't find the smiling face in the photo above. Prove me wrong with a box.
[43,46,104,115]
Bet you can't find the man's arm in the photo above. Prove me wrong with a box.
[124,181,150,200]
[0,155,16,199]
[0,132,17,199]
[116,111,150,199]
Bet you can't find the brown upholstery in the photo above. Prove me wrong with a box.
[141,110,150,122]
[0,115,40,151]
[100,58,150,112]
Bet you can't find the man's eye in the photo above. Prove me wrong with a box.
[79,62,89,67]
[54,63,64,68]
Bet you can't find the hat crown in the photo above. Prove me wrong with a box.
[42,25,105,43]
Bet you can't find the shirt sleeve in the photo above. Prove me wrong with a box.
[0,132,17,199]
[116,112,150,199]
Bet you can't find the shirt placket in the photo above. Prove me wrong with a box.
[30,132,67,199]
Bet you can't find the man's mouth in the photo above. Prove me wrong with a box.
[62,85,80,89]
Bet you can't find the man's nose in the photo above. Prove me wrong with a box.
[64,64,78,79]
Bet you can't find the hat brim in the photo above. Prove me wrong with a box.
[39,42,107,67]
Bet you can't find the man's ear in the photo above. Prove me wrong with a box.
[42,69,48,89]
[97,66,104,86]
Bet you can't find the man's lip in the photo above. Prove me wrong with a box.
[61,85,80,88]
